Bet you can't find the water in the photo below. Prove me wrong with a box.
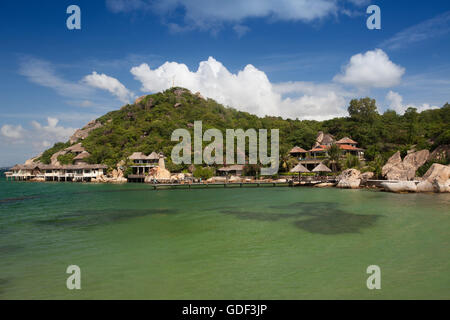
[0,176,449,299]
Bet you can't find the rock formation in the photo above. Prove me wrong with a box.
[382,150,429,181]
[336,169,361,189]
[416,163,450,193]
[144,166,171,183]
[381,181,418,193]
[428,145,450,162]
[69,120,102,144]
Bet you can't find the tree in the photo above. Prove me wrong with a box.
[404,107,419,144]
[327,144,342,172]
[348,97,379,123]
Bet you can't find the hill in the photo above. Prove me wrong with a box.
[35,87,449,173]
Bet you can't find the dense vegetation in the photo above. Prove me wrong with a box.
[41,88,449,173]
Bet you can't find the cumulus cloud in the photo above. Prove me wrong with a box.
[30,117,76,142]
[131,56,349,120]
[334,49,405,88]
[83,72,135,103]
[386,91,440,114]
[1,124,25,139]
[0,118,76,158]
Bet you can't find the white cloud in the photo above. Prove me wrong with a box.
[30,117,76,142]
[19,57,92,98]
[334,49,405,88]
[381,11,450,50]
[386,91,440,114]
[0,118,76,161]
[1,124,25,139]
[107,0,367,34]
[83,72,135,103]
[131,56,349,120]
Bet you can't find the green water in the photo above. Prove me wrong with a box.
[0,177,449,300]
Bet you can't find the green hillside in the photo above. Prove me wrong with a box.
[39,87,449,173]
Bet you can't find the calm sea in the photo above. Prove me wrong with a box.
[0,175,449,299]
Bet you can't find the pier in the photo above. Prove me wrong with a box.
[148,181,293,190]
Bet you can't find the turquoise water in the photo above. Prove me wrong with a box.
[0,176,449,300]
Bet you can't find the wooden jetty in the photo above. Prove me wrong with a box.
[148,181,293,190]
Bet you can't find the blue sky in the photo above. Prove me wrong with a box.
[1,0,450,166]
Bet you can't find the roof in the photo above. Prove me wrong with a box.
[11,164,107,170]
[336,137,358,144]
[147,152,160,160]
[128,152,147,160]
[218,164,245,171]
[65,143,85,153]
[73,151,91,160]
[310,145,327,152]
[312,163,332,172]
[289,146,308,154]
[290,163,310,173]
[321,134,335,145]
[338,144,363,151]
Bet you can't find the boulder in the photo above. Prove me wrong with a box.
[50,150,66,166]
[314,182,335,188]
[422,163,450,182]
[416,180,435,193]
[419,163,450,193]
[428,145,450,162]
[381,181,417,193]
[361,172,374,180]
[382,150,429,181]
[336,169,361,189]
[382,151,402,177]
[69,120,102,144]
[228,176,241,183]
[146,167,171,182]
[402,150,429,178]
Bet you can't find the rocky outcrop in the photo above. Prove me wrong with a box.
[381,164,450,193]
[361,171,374,181]
[228,176,242,183]
[381,181,417,193]
[144,167,171,183]
[24,154,42,165]
[428,145,450,162]
[336,169,361,189]
[382,152,402,177]
[382,150,429,181]
[416,163,450,193]
[69,120,102,144]
[314,182,335,188]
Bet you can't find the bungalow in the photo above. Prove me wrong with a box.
[291,132,365,170]
[289,146,308,160]
[8,163,107,182]
[217,164,245,176]
[127,152,164,181]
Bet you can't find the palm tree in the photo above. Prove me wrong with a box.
[327,144,342,172]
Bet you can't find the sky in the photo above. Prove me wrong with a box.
[1,0,450,166]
